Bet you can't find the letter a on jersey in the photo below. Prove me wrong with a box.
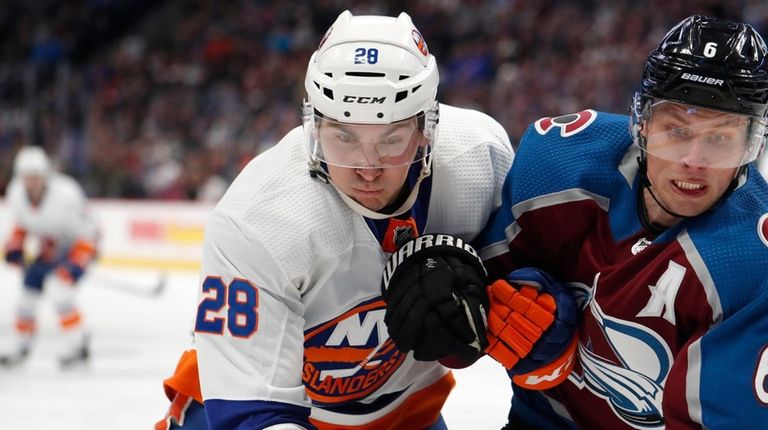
[636,261,685,325]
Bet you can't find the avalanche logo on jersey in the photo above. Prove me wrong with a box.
[534,110,597,137]
[302,297,406,405]
[759,213,768,248]
[569,273,673,429]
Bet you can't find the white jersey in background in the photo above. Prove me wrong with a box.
[194,104,514,429]
[6,172,98,258]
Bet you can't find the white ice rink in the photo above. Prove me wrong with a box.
[0,265,511,430]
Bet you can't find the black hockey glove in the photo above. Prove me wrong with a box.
[381,234,489,364]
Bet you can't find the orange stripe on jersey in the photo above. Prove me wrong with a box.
[15,318,36,334]
[305,300,385,340]
[310,372,455,430]
[304,345,379,364]
[59,310,82,330]
[162,349,203,403]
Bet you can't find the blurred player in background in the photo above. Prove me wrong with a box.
[156,10,514,430]
[470,15,768,428]
[1,145,99,368]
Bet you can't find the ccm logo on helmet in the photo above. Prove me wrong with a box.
[343,95,386,104]
[681,72,724,86]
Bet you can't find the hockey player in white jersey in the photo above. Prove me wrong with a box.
[156,10,514,430]
[1,146,98,367]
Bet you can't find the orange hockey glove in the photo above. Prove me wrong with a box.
[485,268,579,390]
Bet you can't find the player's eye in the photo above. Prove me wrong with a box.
[335,133,354,143]
[705,134,737,147]
[667,127,691,139]
[381,136,404,145]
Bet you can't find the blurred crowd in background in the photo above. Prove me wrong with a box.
[0,0,766,200]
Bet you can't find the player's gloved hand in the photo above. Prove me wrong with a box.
[4,227,26,267]
[5,248,24,266]
[56,260,85,283]
[485,267,579,390]
[55,239,97,284]
[382,234,489,365]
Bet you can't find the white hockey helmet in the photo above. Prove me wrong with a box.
[304,10,439,125]
[302,10,439,219]
[13,146,51,177]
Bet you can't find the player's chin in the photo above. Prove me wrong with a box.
[353,195,389,211]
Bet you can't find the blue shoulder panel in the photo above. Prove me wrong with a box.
[686,165,768,316]
[477,110,640,248]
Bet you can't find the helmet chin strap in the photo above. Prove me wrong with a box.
[640,169,690,220]
[311,155,433,220]
[635,156,743,233]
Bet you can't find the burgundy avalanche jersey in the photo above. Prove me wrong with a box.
[477,110,768,429]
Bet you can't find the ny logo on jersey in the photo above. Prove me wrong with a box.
[326,309,387,347]
[636,261,685,325]
[303,300,405,404]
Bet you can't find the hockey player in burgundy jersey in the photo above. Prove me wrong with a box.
[156,10,514,430]
[472,15,768,429]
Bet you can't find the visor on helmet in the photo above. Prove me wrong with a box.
[303,101,437,169]
[637,99,767,168]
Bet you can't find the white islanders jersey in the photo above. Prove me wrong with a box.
[194,104,514,429]
[6,173,97,259]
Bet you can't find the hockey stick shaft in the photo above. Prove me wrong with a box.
[86,271,167,297]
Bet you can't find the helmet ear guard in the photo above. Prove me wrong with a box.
[629,92,645,146]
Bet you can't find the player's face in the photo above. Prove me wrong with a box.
[315,117,425,168]
[326,152,414,212]
[643,102,740,223]
[319,118,426,211]
[22,174,46,203]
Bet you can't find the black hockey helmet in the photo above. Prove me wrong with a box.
[640,14,768,116]
[632,15,768,164]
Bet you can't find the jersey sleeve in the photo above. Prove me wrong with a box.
[664,285,768,427]
[194,210,312,430]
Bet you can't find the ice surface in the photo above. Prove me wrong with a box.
[0,265,510,429]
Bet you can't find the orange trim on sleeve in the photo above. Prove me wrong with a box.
[162,349,204,403]
[5,226,26,251]
[69,239,98,267]
[310,372,455,430]
[156,349,203,430]
[59,310,82,330]
[15,317,36,334]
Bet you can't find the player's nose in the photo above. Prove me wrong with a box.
[355,167,382,181]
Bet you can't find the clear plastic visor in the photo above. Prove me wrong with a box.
[305,113,434,169]
[640,99,767,168]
